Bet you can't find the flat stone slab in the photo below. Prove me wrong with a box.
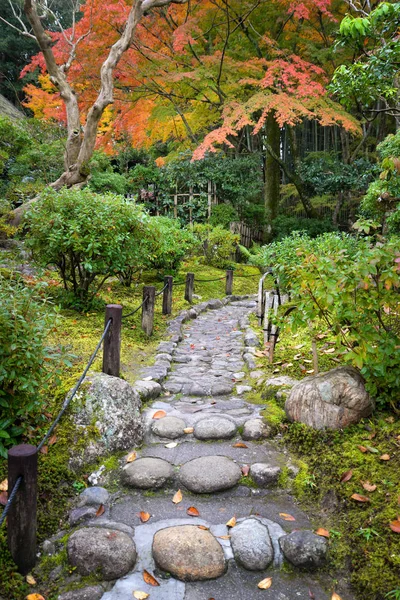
[242,419,271,441]
[67,527,136,580]
[122,457,174,489]
[231,518,274,570]
[153,525,227,581]
[194,416,237,440]
[250,463,281,487]
[179,455,242,493]
[77,486,109,507]
[151,416,186,439]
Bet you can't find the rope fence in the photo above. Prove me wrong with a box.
[0,267,260,575]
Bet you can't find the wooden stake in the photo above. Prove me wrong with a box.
[185,273,195,303]
[162,276,173,315]
[142,286,156,336]
[103,304,122,377]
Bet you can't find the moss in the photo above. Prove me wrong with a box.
[239,475,258,488]
[261,400,286,428]
[278,466,290,488]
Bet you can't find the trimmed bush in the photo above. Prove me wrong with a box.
[193,224,239,268]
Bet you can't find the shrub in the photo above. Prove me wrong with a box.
[251,231,400,407]
[0,275,66,457]
[271,215,337,240]
[193,224,239,268]
[87,171,129,195]
[146,217,196,272]
[25,188,150,308]
[209,204,239,229]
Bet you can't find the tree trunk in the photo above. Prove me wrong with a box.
[264,112,281,235]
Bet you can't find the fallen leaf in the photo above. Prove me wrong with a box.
[233,442,248,448]
[279,513,296,521]
[26,595,45,600]
[315,528,330,538]
[358,445,368,453]
[143,570,160,586]
[48,435,57,446]
[331,594,342,600]
[258,577,272,589]
[0,479,8,491]
[294,343,305,349]
[380,454,391,461]
[351,493,370,502]
[26,575,36,585]
[226,516,237,527]
[389,520,400,533]
[126,451,137,463]
[172,489,182,504]
[40,445,48,455]
[273,368,280,374]
[217,535,231,540]
[241,465,250,477]
[152,410,167,420]
[324,348,335,354]
[361,481,377,492]
[0,491,7,506]
[187,506,200,517]
[96,504,105,517]
[140,511,151,523]
[306,369,315,374]
[303,359,313,364]
[309,590,315,599]
[366,446,379,454]
[340,469,353,483]
[165,442,178,449]
[197,525,209,530]
[133,592,150,600]
[183,427,194,434]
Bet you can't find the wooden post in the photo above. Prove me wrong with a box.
[174,183,178,219]
[8,444,38,574]
[142,286,156,336]
[103,304,122,377]
[226,270,233,295]
[162,276,173,316]
[185,272,195,303]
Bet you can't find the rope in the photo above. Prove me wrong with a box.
[194,276,226,283]
[233,272,261,278]
[154,283,168,298]
[0,476,22,527]
[37,319,112,452]
[122,283,169,318]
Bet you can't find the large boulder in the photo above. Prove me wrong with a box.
[70,373,143,468]
[285,367,374,430]
[67,527,137,580]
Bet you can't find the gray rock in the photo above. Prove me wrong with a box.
[230,519,274,570]
[42,539,56,555]
[279,530,328,568]
[194,417,237,440]
[70,373,143,467]
[122,457,174,489]
[58,586,104,600]
[250,370,264,380]
[157,341,177,354]
[244,331,260,347]
[265,376,299,388]
[179,456,242,493]
[69,506,98,526]
[151,416,186,439]
[243,354,257,370]
[152,525,226,581]
[233,372,246,380]
[211,381,235,396]
[250,463,281,487]
[236,385,252,395]
[207,299,223,310]
[133,380,162,400]
[84,519,134,538]
[67,527,137,580]
[155,353,173,362]
[242,419,272,441]
[285,366,374,430]
[78,486,109,507]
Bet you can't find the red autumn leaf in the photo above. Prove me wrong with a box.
[279,513,296,521]
[357,445,368,453]
[340,469,353,483]
[315,528,330,538]
[0,491,8,506]
[139,511,151,522]
[152,410,167,420]
[143,570,160,586]
[389,520,400,533]
[49,434,57,446]
[96,504,105,517]
[187,506,200,516]
[233,442,248,448]
[40,445,48,455]
[351,493,370,502]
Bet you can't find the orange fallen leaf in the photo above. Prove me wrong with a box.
[152,410,167,420]
[340,469,353,483]
[358,445,367,453]
[96,504,105,518]
[331,594,342,600]
[258,577,272,589]
[139,511,151,523]
[351,493,370,502]
[143,570,160,586]
[380,454,391,461]
[197,525,209,530]
[40,445,48,455]
[315,528,330,538]
[226,516,237,527]
[26,575,36,585]
[126,451,137,463]
[183,427,194,434]
[0,491,8,506]
[48,434,57,446]
[172,489,182,504]
[279,513,296,522]
[187,506,200,517]
[133,592,150,600]
[26,596,45,600]
[233,442,248,448]
[241,465,250,477]
[389,520,400,533]
[217,535,231,540]
[0,478,8,492]
[361,481,377,492]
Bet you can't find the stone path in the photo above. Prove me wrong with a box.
[64,297,352,600]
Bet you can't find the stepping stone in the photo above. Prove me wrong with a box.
[152,525,226,581]
[194,416,237,440]
[58,586,104,600]
[77,486,109,507]
[179,456,241,493]
[250,463,281,487]
[151,416,186,439]
[122,457,174,489]
[242,419,272,441]
[279,530,327,568]
[67,527,136,580]
[230,519,274,570]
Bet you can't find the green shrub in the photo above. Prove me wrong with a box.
[251,231,400,407]
[0,275,67,457]
[209,204,239,229]
[271,215,337,240]
[146,217,196,272]
[25,188,150,308]
[193,224,239,268]
[88,171,129,195]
